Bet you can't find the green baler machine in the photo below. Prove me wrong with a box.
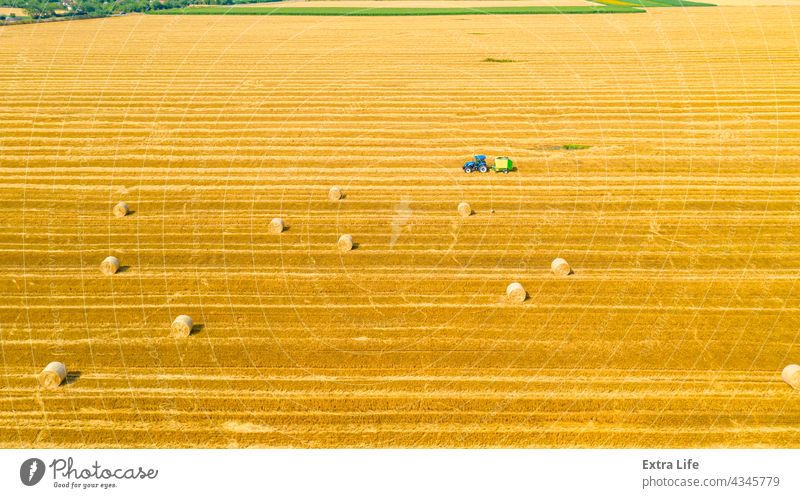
[493,156,513,173]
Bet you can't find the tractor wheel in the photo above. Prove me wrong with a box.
[464,167,472,173]
[478,165,488,173]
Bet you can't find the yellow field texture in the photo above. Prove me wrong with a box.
[0,6,26,15]
[1,8,800,448]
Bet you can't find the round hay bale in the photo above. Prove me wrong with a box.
[100,256,120,276]
[506,282,527,303]
[39,361,67,389]
[328,186,343,201]
[268,218,285,234]
[338,234,354,252]
[782,364,800,390]
[112,201,129,218]
[171,315,194,337]
[551,257,572,276]
[457,202,472,218]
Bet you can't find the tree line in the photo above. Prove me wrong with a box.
[3,0,267,20]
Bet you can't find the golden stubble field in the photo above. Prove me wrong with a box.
[0,7,26,15]
[1,7,800,448]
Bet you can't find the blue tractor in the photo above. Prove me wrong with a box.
[463,155,489,173]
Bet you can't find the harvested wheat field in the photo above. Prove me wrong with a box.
[1,7,800,448]
[0,7,26,15]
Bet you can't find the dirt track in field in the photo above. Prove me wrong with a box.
[1,8,800,448]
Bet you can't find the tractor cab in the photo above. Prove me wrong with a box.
[463,155,488,173]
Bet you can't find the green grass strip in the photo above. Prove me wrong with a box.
[593,0,715,7]
[152,5,645,16]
